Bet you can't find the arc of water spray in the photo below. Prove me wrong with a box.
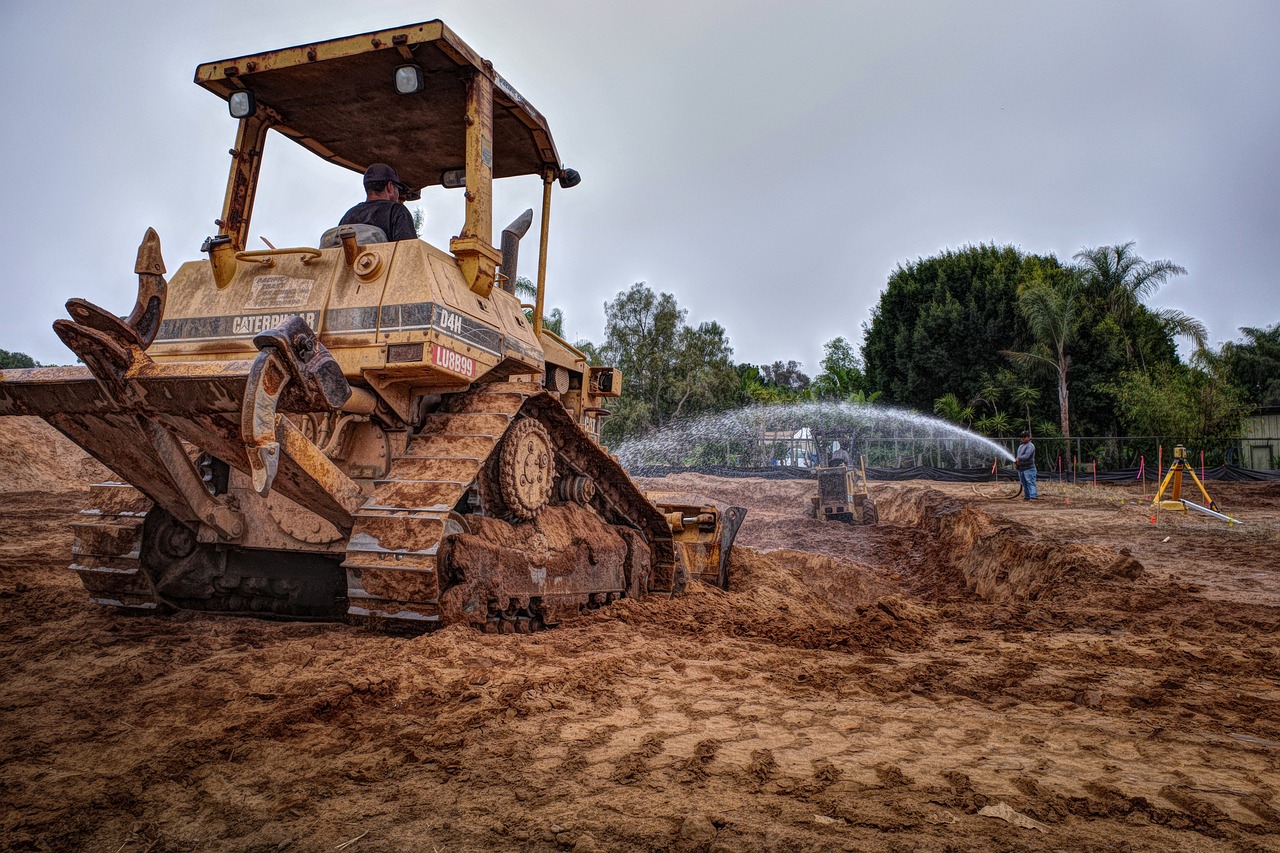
[615,401,1015,469]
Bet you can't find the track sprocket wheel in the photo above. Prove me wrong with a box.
[499,417,555,519]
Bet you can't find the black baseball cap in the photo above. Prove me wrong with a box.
[363,163,408,192]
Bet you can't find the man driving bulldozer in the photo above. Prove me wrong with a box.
[338,163,418,242]
[830,441,851,466]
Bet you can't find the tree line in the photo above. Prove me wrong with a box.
[565,243,1277,447]
[6,242,1276,449]
[0,349,38,369]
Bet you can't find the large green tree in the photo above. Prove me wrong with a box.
[736,360,811,404]
[1219,323,1280,408]
[0,349,38,369]
[861,244,1050,414]
[594,283,738,443]
[761,360,810,394]
[809,337,865,400]
[862,243,1201,437]
[1102,355,1250,439]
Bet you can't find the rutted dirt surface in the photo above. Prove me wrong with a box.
[2,416,1279,851]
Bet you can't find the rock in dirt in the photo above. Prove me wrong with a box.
[680,814,717,844]
[978,801,1048,832]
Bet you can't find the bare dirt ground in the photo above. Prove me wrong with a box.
[2,415,1279,852]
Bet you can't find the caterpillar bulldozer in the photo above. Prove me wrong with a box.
[0,21,744,631]
[811,450,878,525]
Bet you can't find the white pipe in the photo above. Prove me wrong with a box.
[1180,499,1244,525]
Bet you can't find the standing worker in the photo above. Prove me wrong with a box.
[1016,431,1038,500]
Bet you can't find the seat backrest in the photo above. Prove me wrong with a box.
[319,223,388,248]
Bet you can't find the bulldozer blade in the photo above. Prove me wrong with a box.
[0,364,362,533]
[648,495,747,591]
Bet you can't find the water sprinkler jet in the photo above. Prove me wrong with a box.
[614,401,1015,471]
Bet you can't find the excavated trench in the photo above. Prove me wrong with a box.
[612,477,1149,653]
[871,484,1144,603]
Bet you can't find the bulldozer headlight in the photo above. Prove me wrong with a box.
[395,64,424,95]
[228,90,256,119]
[558,168,581,189]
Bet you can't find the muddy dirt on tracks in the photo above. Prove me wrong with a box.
[2,418,1279,852]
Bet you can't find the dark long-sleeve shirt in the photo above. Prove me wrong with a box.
[338,200,417,242]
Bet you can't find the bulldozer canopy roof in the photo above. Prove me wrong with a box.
[194,20,560,190]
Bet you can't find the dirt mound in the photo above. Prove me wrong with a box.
[0,416,108,493]
[637,473,814,514]
[639,473,1147,608]
[875,484,1144,603]
[586,546,933,652]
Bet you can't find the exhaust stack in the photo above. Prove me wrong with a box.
[499,209,534,294]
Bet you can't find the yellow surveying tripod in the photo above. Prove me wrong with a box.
[1152,445,1219,512]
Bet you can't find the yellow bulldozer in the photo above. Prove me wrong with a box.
[810,448,878,525]
[0,20,744,632]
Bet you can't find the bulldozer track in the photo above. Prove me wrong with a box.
[65,383,679,630]
[72,488,348,619]
[69,482,158,612]
[342,381,676,629]
[342,382,532,624]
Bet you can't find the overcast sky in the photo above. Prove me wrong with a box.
[2,1,1277,376]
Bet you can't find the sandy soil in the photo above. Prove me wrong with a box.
[2,416,1279,852]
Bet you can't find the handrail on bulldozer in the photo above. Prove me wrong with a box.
[539,329,587,365]
[234,247,323,266]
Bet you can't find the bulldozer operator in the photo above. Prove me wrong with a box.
[338,163,418,242]
[830,441,851,467]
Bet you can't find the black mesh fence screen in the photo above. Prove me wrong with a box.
[626,435,1280,483]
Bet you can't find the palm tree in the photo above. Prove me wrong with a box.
[975,411,1013,437]
[1009,384,1040,434]
[1003,269,1081,439]
[1073,242,1206,367]
[972,377,1004,420]
[933,393,975,427]
[513,276,564,336]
